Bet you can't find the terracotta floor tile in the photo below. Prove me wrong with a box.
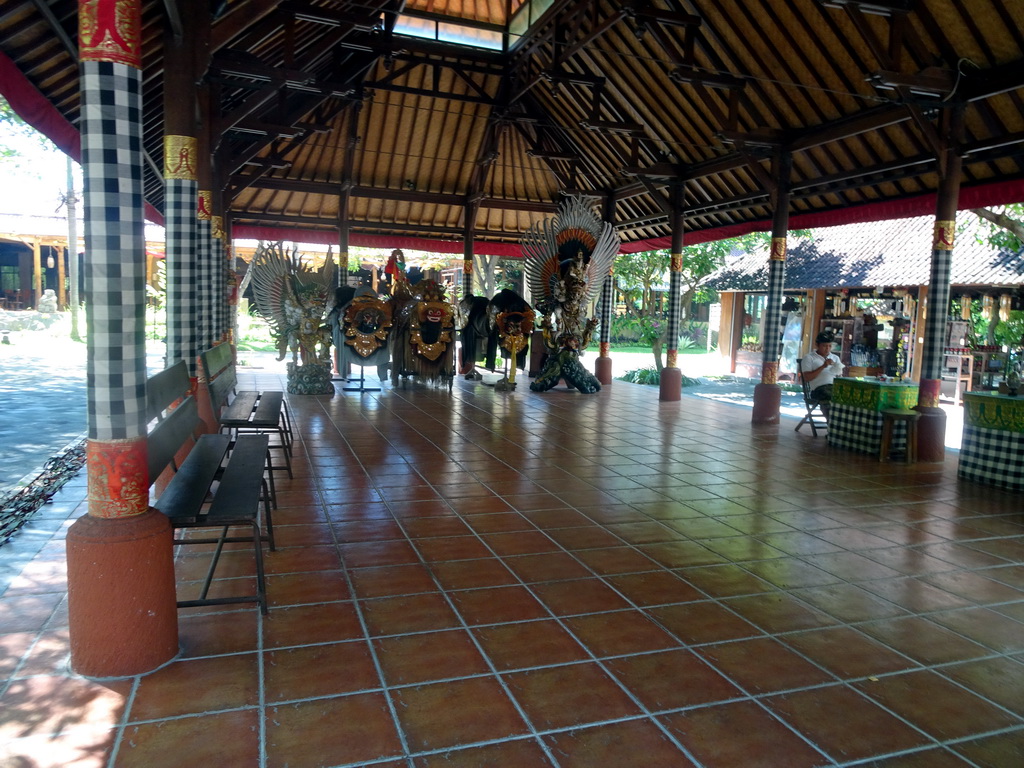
[860,575,975,613]
[129,654,258,720]
[606,521,680,545]
[374,629,489,686]
[675,563,776,597]
[266,569,351,607]
[444,496,514,515]
[853,670,1021,741]
[637,541,728,569]
[266,692,403,768]
[573,546,660,575]
[400,516,472,538]
[695,637,833,694]
[605,648,743,711]
[115,710,257,767]
[451,585,550,625]
[606,570,705,606]
[765,684,931,762]
[859,748,976,767]
[521,508,594,528]
[503,552,592,582]
[265,640,381,703]
[920,569,1024,604]
[330,519,405,542]
[481,530,561,556]
[6,723,116,768]
[857,616,993,665]
[543,718,697,768]
[951,728,1024,768]
[1,675,130,741]
[661,700,827,768]
[324,501,391,521]
[937,656,1024,716]
[531,578,631,615]
[338,539,421,568]
[789,582,909,623]
[505,661,641,729]
[361,591,461,636]
[927,606,1024,653]
[0,632,35,679]
[262,601,363,648]
[177,610,259,658]
[412,738,555,767]
[473,617,590,671]
[649,601,763,645]
[463,512,535,533]
[391,676,528,752]
[0,593,64,634]
[348,563,439,597]
[780,626,918,679]
[742,558,842,590]
[722,592,838,633]
[563,610,681,657]
[412,535,494,562]
[428,558,517,590]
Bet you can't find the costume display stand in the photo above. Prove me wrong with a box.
[343,365,379,393]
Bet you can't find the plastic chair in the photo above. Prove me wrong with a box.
[795,358,829,437]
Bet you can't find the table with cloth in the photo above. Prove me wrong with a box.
[827,378,920,457]
[958,392,1024,491]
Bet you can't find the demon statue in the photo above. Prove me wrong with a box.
[522,196,617,394]
[457,288,533,383]
[338,287,393,380]
[387,250,457,388]
[250,240,336,395]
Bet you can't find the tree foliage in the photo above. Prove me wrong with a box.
[970,205,1024,253]
[1,97,58,160]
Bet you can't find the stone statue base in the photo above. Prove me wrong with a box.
[287,361,335,395]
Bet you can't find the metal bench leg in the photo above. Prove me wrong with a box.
[249,519,268,615]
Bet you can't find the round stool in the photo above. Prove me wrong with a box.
[879,408,921,463]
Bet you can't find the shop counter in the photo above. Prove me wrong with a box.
[958,392,1024,491]
[827,378,920,456]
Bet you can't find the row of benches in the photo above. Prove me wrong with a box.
[146,345,292,614]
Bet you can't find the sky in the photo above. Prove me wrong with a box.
[0,123,80,218]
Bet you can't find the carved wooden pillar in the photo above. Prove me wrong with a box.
[659,183,685,402]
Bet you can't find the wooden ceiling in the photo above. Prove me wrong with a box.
[2,0,1023,256]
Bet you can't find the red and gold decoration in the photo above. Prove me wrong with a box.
[463,259,473,274]
[495,308,535,386]
[197,190,213,220]
[670,253,683,272]
[666,349,678,368]
[343,296,393,358]
[211,215,224,240]
[762,360,778,385]
[86,438,148,518]
[411,301,455,361]
[933,220,955,250]
[770,237,787,262]
[919,378,941,408]
[163,136,197,180]
[79,0,141,67]
[599,341,610,357]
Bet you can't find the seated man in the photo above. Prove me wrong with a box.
[801,332,844,418]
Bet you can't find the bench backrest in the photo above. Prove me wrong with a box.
[147,395,201,485]
[200,344,237,412]
[147,360,191,423]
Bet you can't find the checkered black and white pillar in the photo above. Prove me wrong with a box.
[659,185,685,401]
[165,136,198,375]
[66,0,178,678]
[197,190,214,349]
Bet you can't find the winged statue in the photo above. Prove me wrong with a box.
[522,196,618,393]
[250,240,336,394]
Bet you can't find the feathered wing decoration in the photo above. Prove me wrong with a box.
[522,196,618,312]
[251,241,299,361]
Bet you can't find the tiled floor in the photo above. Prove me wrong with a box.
[2,371,1023,767]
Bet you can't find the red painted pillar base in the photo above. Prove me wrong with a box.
[66,509,179,677]
[595,356,613,385]
[914,406,946,462]
[659,367,682,401]
[752,382,782,424]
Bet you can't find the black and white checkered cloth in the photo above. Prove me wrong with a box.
[666,267,681,357]
[920,244,953,382]
[165,177,197,374]
[598,274,613,346]
[81,61,148,440]
[761,258,786,371]
[959,425,1024,491]
[828,403,908,457]
[196,217,212,350]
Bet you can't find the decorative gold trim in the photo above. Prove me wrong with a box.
[666,349,678,368]
[770,237,787,261]
[463,259,473,274]
[343,297,393,358]
[670,253,683,272]
[197,190,213,220]
[211,216,224,239]
[79,0,141,67]
[762,361,778,384]
[163,136,197,181]
[934,220,955,250]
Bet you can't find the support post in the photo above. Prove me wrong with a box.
[916,107,964,461]
[753,151,792,424]
[659,184,685,401]
[66,0,179,677]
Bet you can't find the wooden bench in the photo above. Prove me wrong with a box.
[147,361,275,614]
[200,344,294,493]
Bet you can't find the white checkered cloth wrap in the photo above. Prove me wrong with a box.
[827,403,908,457]
[164,178,197,375]
[920,246,953,382]
[665,270,682,354]
[958,424,1024,492]
[598,274,613,345]
[196,217,212,350]
[762,259,786,367]
[80,61,148,441]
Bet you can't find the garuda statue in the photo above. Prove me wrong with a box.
[250,240,336,395]
[522,196,617,394]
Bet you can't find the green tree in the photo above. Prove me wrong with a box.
[1,96,57,161]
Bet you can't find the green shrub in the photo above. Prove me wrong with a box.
[618,367,701,387]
